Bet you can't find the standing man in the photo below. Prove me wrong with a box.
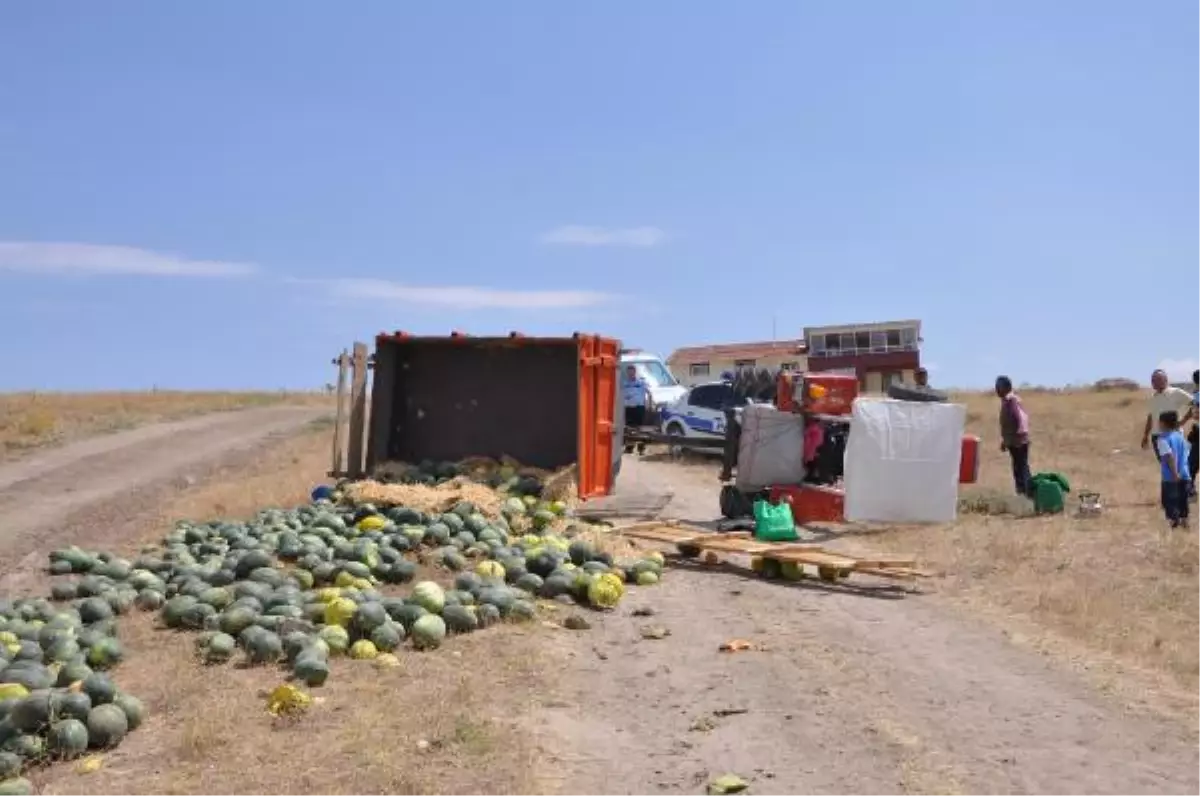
[622,364,650,429]
[621,364,651,455]
[914,367,930,387]
[1141,369,1192,461]
[996,375,1032,496]
[1189,370,1199,494]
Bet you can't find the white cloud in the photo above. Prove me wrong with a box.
[0,242,256,277]
[293,277,616,310]
[1158,357,1199,382]
[538,225,667,248]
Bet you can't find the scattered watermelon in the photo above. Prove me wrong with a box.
[8,457,672,774]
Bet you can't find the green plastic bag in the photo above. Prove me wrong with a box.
[753,499,798,542]
[1029,472,1067,515]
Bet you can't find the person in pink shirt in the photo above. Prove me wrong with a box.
[803,419,824,467]
[995,375,1032,496]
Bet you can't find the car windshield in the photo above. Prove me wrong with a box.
[633,361,679,388]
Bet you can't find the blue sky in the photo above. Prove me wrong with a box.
[1,1,1195,390]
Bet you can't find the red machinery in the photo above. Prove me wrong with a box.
[722,371,979,525]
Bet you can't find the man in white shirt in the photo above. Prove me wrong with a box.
[1142,369,1194,461]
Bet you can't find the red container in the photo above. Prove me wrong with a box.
[366,332,619,498]
[768,483,845,524]
[802,373,859,416]
[959,434,980,484]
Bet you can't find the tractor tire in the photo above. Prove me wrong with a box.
[886,382,949,403]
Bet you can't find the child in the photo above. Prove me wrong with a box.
[1155,410,1192,528]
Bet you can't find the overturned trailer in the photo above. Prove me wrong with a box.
[330,332,624,499]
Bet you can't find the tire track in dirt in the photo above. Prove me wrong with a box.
[534,456,1199,795]
[0,406,328,592]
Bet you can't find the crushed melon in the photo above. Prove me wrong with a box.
[587,573,625,609]
[323,597,357,627]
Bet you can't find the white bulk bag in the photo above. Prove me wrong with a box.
[843,397,965,524]
[735,404,807,492]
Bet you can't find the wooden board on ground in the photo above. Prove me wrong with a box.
[614,520,929,582]
[575,490,674,521]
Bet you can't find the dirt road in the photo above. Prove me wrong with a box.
[1,417,1195,795]
[0,405,328,592]
[535,456,1199,795]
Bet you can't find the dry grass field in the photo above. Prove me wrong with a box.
[866,388,1198,718]
[0,390,331,459]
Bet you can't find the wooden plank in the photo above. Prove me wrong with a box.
[613,519,922,578]
[849,566,921,581]
[766,550,859,568]
[330,350,349,477]
[843,555,917,568]
[619,525,850,560]
[574,492,674,521]
[347,341,369,479]
[856,566,933,579]
[614,519,691,534]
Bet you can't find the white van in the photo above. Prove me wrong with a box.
[619,349,687,409]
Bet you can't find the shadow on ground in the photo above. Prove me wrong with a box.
[666,555,919,601]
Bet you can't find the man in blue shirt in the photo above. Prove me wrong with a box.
[1155,410,1192,528]
[622,364,650,428]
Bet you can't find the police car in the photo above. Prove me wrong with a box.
[659,380,748,453]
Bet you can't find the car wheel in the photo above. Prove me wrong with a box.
[665,423,686,459]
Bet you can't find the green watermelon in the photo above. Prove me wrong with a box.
[47,719,89,758]
[410,615,447,650]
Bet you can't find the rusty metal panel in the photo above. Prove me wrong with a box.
[370,336,579,470]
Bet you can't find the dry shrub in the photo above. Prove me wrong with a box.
[371,457,580,504]
[572,524,650,561]
[348,455,580,517]
[0,390,331,458]
[1092,377,1140,392]
[957,487,1035,518]
[346,479,510,516]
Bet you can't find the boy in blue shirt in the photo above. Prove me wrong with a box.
[1155,410,1191,528]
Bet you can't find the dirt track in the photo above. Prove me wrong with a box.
[0,406,327,593]
[534,456,1200,795]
